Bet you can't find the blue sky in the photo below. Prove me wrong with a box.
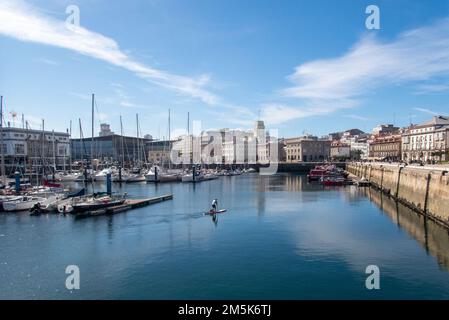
[1,0,449,139]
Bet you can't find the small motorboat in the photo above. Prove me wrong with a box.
[204,209,227,215]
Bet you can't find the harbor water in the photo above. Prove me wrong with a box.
[1,174,449,299]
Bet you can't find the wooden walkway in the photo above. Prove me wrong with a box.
[75,194,173,218]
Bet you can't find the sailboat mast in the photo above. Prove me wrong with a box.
[168,108,171,170]
[0,95,5,185]
[168,108,171,141]
[90,94,96,192]
[78,118,83,167]
[189,113,193,165]
[120,115,125,167]
[136,113,140,168]
[69,120,72,173]
[52,130,56,173]
[91,93,94,170]
[41,119,45,183]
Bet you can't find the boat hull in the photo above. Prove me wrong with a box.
[146,174,180,182]
[72,199,126,213]
[323,181,344,186]
[125,177,146,183]
[3,198,45,212]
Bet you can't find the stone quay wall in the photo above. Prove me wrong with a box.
[347,163,449,228]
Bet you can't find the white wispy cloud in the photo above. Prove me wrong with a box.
[67,91,91,101]
[37,58,60,66]
[413,107,439,116]
[0,0,218,105]
[261,101,356,125]
[284,21,449,100]
[261,104,314,125]
[343,114,370,121]
[111,85,146,109]
[414,83,449,94]
[119,101,145,109]
[263,17,449,125]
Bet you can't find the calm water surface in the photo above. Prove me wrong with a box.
[1,174,449,299]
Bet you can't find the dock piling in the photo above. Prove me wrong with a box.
[14,171,20,194]
[107,173,112,195]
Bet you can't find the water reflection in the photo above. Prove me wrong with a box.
[3,174,449,299]
[211,213,218,227]
[367,187,449,272]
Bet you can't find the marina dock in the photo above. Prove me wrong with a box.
[75,194,173,218]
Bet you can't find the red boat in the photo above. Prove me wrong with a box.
[307,165,343,181]
[307,168,328,181]
[43,180,63,188]
[321,176,345,186]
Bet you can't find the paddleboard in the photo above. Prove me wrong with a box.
[204,209,227,215]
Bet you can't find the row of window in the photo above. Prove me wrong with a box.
[1,133,69,141]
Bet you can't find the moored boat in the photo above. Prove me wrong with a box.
[321,176,345,186]
[181,170,205,182]
[124,174,146,183]
[0,196,22,211]
[308,165,345,182]
[145,166,181,182]
[3,196,48,212]
[58,194,127,214]
[94,168,114,181]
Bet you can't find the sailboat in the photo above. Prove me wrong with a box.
[181,165,205,183]
[125,114,146,183]
[145,165,180,182]
[94,168,115,181]
[145,109,181,183]
[0,96,6,188]
[3,195,52,212]
[60,171,83,181]
[124,173,146,183]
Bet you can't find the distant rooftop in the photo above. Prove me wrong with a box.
[420,115,449,126]
[0,125,69,136]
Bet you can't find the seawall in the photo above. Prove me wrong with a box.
[347,163,449,228]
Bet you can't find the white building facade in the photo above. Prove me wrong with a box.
[402,116,449,163]
[1,127,71,175]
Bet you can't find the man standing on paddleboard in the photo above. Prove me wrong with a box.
[211,199,218,212]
